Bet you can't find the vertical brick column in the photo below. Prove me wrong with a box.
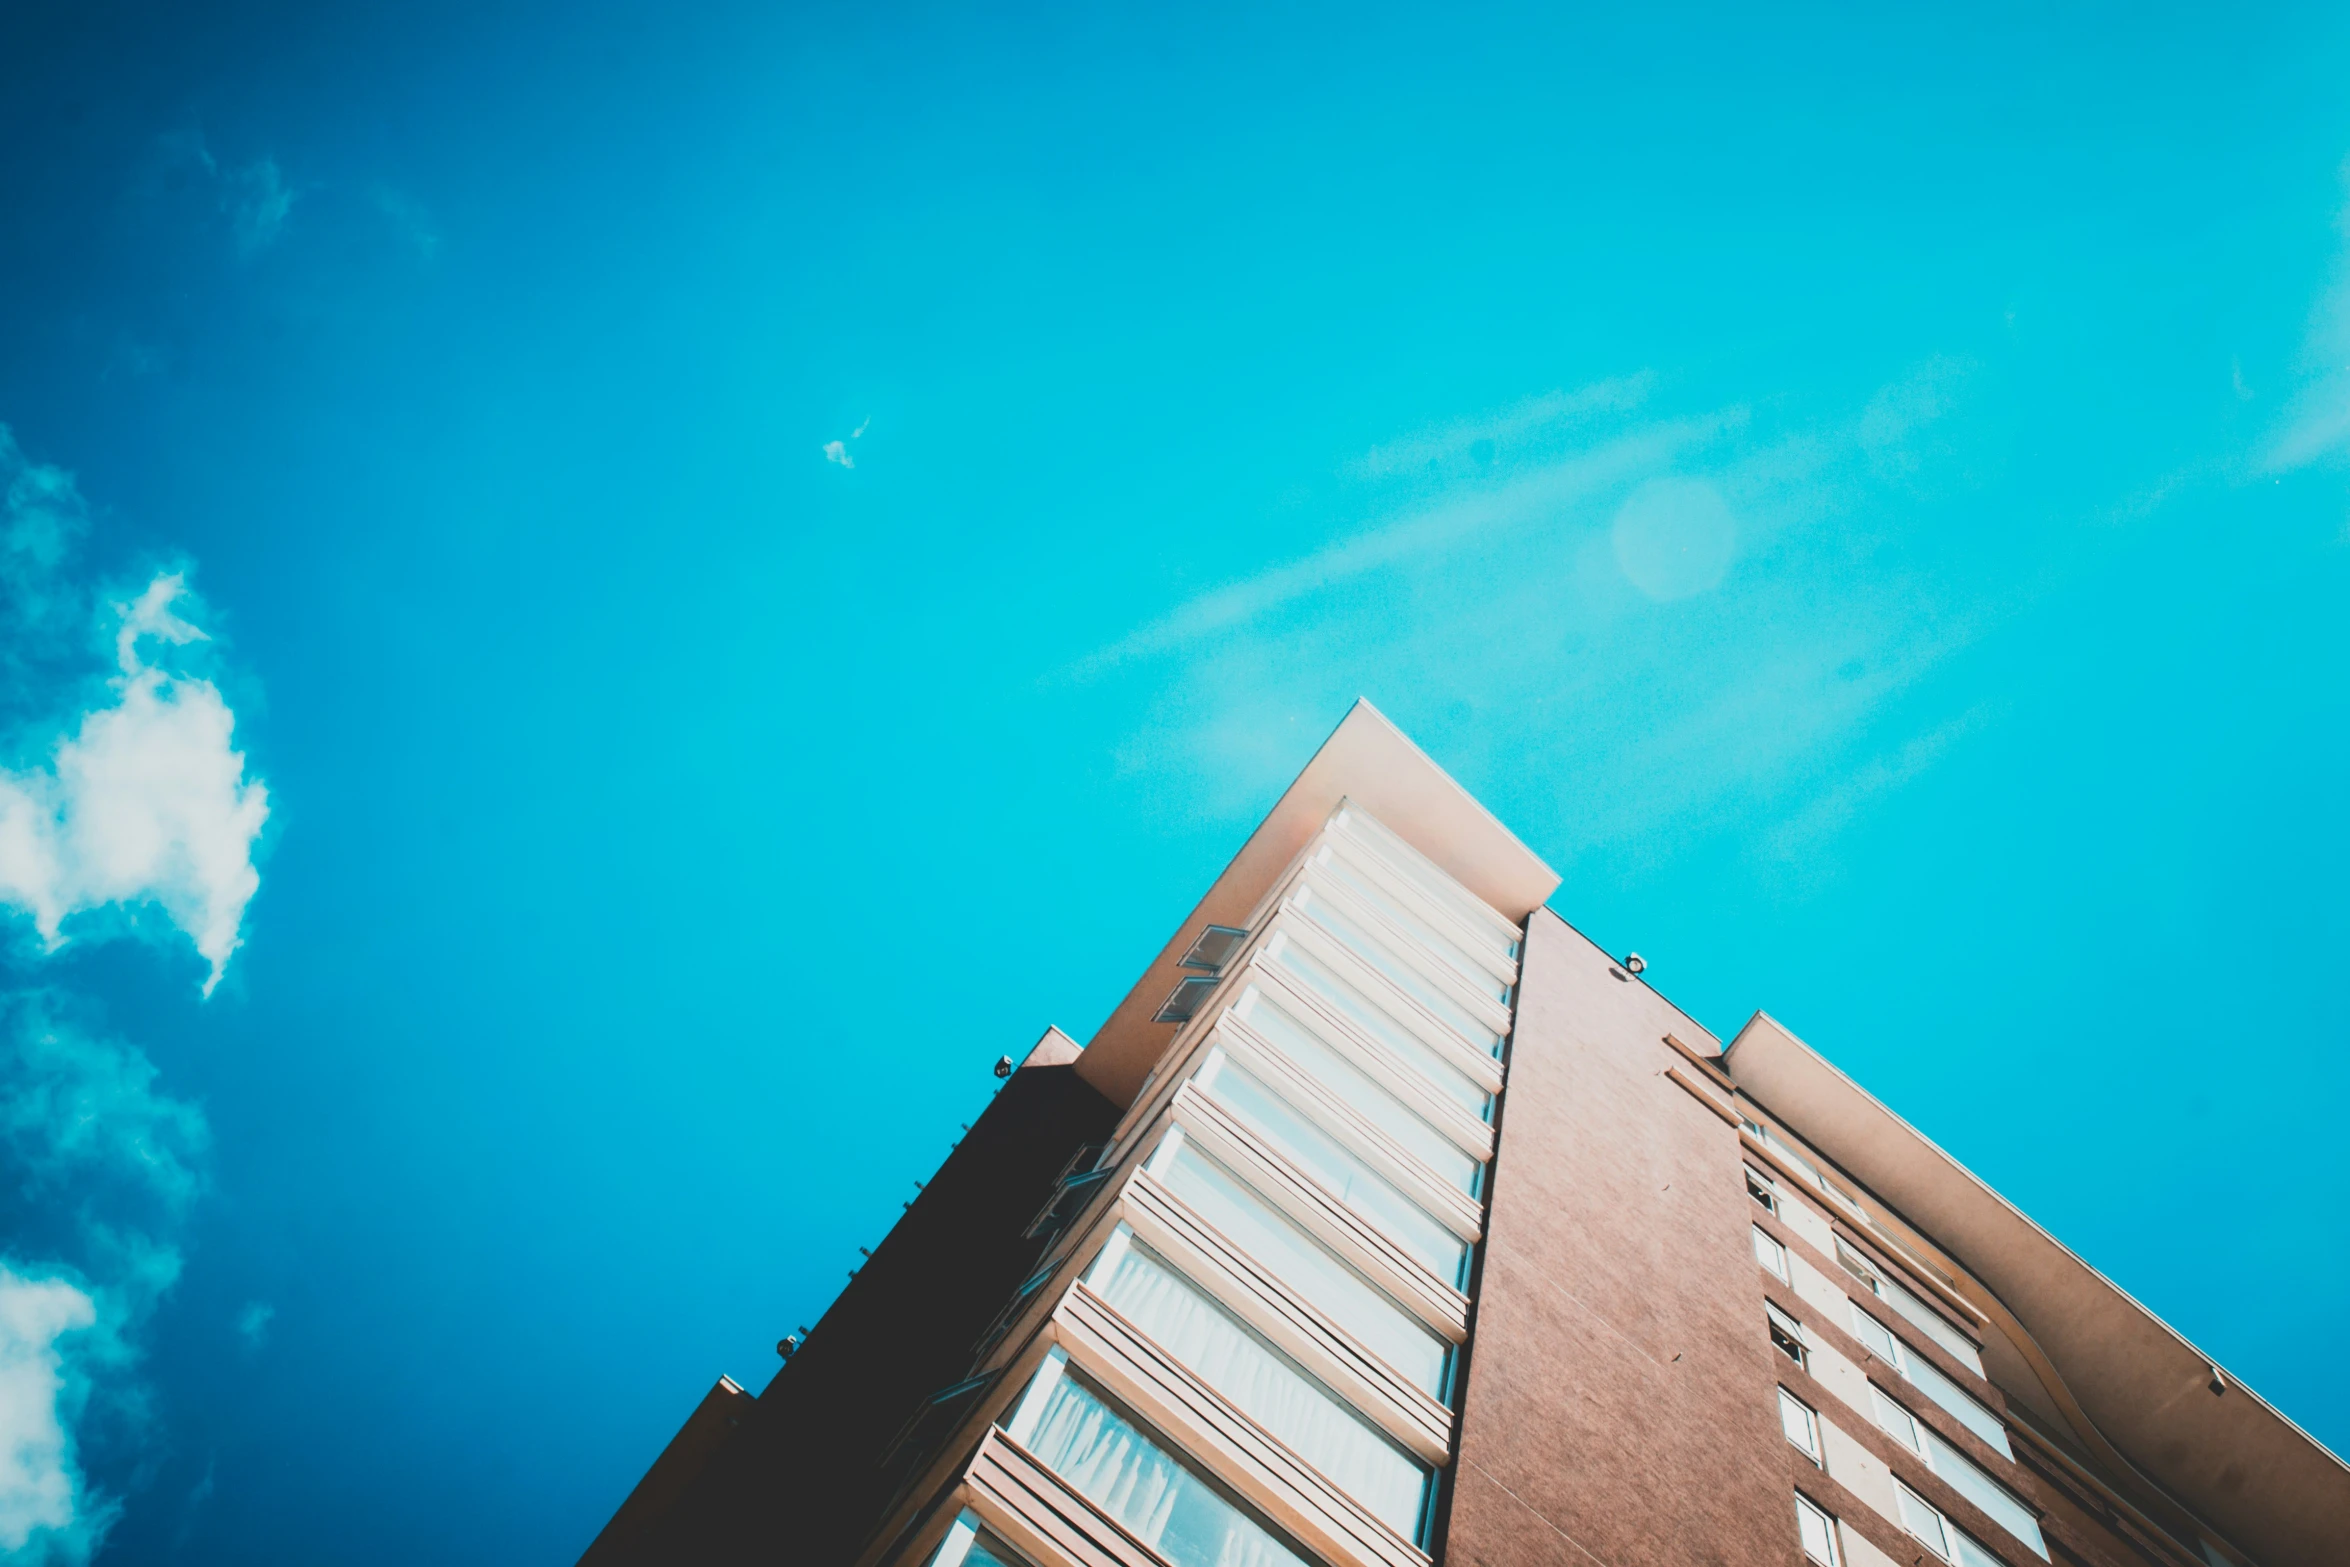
[1438,908,1799,1567]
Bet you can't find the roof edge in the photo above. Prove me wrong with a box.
[1724,1010,2349,1565]
[1075,700,1559,1108]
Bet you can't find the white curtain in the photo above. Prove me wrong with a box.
[1096,1244,1430,1538]
[1157,1144,1448,1396]
[1026,1374,1304,1567]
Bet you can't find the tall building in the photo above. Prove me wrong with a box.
[580,702,2346,1567]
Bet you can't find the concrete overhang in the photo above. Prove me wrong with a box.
[1076,700,1559,1108]
[1725,1012,2350,1566]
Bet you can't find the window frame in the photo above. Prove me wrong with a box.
[1795,1493,1844,1567]
[1767,1301,1810,1370]
[1780,1388,1823,1464]
[1753,1224,1791,1281]
[1288,860,1517,1030]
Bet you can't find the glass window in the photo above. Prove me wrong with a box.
[1331,808,1520,958]
[1896,1482,2019,1567]
[1006,1355,1310,1567]
[1747,1169,1779,1214]
[1905,1353,2013,1459]
[1151,1137,1452,1397]
[1269,941,1491,1120]
[1886,1280,1985,1376]
[1086,1231,1433,1541]
[1196,1050,1469,1285]
[1794,1495,1842,1566]
[1292,888,1502,1056]
[1767,1303,1809,1369]
[923,1512,1028,1567]
[1753,1226,1789,1281]
[1922,1427,2047,1559]
[1779,1390,1821,1463]
[1849,1302,1901,1366]
[1872,1387,1925,1454]
[1897,1481,1953,1559]
[1837,1240,1984,1377]
[1314,846,1511,1002]
[1237,992,1482,1195]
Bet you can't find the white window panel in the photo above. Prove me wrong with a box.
[1328,803,1522,956]
[1290,886,1504,1056]
[1781,1390,1822,1463]
[1002,1351,1313,1567]
[1895,1481,2016,1567]
[1837,1239,1984,1377]
[1083,1228,1433,1541]
[1264,935,1494,1118]
[1876,1385,2046,1561]
[1311,839,1514,1000]
[1905,1353,2013,1459]
[1230,986,1485,1194]
[1754,1225,1790,1281]
[1896,1480,1953,1559]
[1795,1495,1843,1566]
[1192,1048,1469,1286]
[1147,1132,1452,1397]
[1921,1426,2047,1559]
[1871,1387,1925,1455]
[1847,1300,2015,1465]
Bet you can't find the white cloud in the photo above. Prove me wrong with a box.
[0,1002,202,1566]
[0,1266,103,1561]
[823,418,871,468]
[0,574,269,994]
[233,1301,273,1349]
[0,429,245,1558]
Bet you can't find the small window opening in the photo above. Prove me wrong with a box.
[1154,973,1220,1023]
[1180,925,1251,973]
[1767,1302,1809,1370]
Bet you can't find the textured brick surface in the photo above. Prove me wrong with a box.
[1442,908,1802,1567]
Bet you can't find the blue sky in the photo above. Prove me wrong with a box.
[0,2,2346,1561]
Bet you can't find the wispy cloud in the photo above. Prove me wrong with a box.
[370,186,441,262]
[157,134,300,259]
[1349,376,1656,479]
[1081,359,2002,856]
[823,417,872,469]
[1072,403,1741,676]
[233,1301,274,1350]
[2262,156,2350,473]
[1763,704,1998,863]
